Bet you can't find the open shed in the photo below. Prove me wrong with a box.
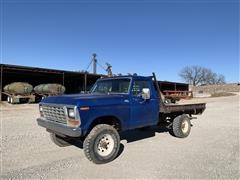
[0,64,101,101]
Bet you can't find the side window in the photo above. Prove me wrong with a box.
[132,80,151,96]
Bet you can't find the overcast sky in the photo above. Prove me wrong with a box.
[1,0,239,82]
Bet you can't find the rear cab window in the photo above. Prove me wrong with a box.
[132,80,151,96]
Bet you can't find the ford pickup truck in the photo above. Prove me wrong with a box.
[37,73,206,164]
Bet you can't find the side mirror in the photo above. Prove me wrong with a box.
[142,88,150,100]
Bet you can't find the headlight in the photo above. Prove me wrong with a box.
[39,105,44,117]
[67,108,75,118]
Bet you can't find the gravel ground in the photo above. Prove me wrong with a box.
[1,94,239,179]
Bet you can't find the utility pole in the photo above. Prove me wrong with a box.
[92,53,97,74]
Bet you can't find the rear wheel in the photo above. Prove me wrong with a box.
[171,114,191,138]
[83,124,120,164]
[50,133,70,147]
[7,96,10,103]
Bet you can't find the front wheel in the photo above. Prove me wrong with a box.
[10,97,14,104]
[7,96,10,103]
[171,114,191,138]
[83,124,120,164]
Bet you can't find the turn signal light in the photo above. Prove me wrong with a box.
[67,119,80,127]
[79,107,90,111]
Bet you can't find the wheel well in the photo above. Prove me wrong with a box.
[89,116,121,132]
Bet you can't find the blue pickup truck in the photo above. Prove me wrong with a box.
[37,73,206,164]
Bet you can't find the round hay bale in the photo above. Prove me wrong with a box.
[34,84,65,95]
[3,82,33,95]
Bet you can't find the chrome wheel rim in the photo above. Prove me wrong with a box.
[181,120,189,134]
[96,134,114,157]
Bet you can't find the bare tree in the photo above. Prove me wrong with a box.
[216,74,226,84]
[179,66,226,86]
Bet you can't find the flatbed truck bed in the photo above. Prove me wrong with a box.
[152,73,206,115]
[162,103,206,114]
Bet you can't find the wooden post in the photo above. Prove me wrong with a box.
[84,73,87,92]
[152,72,166,113]
[0,65,3,101]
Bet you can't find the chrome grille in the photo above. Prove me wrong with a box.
[42,105,67,124]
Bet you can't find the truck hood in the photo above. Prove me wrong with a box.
[40,93,128,107]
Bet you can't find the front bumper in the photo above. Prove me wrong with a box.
[37,118,82,137]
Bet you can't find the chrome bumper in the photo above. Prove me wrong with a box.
[37,118,81,137]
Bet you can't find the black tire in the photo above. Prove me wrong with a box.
[170,99,176,104]
[83,124,120,164]
[50,133,70,147]
[171,114,191,138]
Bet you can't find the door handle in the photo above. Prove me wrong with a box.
[139,100,148,104]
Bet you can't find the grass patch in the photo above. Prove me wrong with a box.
[211,92,236,97]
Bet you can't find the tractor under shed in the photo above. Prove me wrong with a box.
[0,64,101,101]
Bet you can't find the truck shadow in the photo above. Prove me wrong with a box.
[120,125,169,143]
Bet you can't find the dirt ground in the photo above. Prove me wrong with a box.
[1,94,239,179]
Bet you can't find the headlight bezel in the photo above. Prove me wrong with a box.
[65,106,81,128]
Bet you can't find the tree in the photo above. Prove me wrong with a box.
[179,66,225,86]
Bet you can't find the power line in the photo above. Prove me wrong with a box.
[96,61,106,71]
[85,59,93,71]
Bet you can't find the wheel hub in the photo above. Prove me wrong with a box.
[99,140,109,150]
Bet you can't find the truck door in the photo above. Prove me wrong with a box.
[130,79,159,128]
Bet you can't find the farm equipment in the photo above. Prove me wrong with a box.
[34,84,65,97]
[3,82,35,104]
[162,90,193,103]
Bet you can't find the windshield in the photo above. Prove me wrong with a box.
[90,78,131,94]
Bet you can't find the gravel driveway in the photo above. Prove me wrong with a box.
[1,94,239,179]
